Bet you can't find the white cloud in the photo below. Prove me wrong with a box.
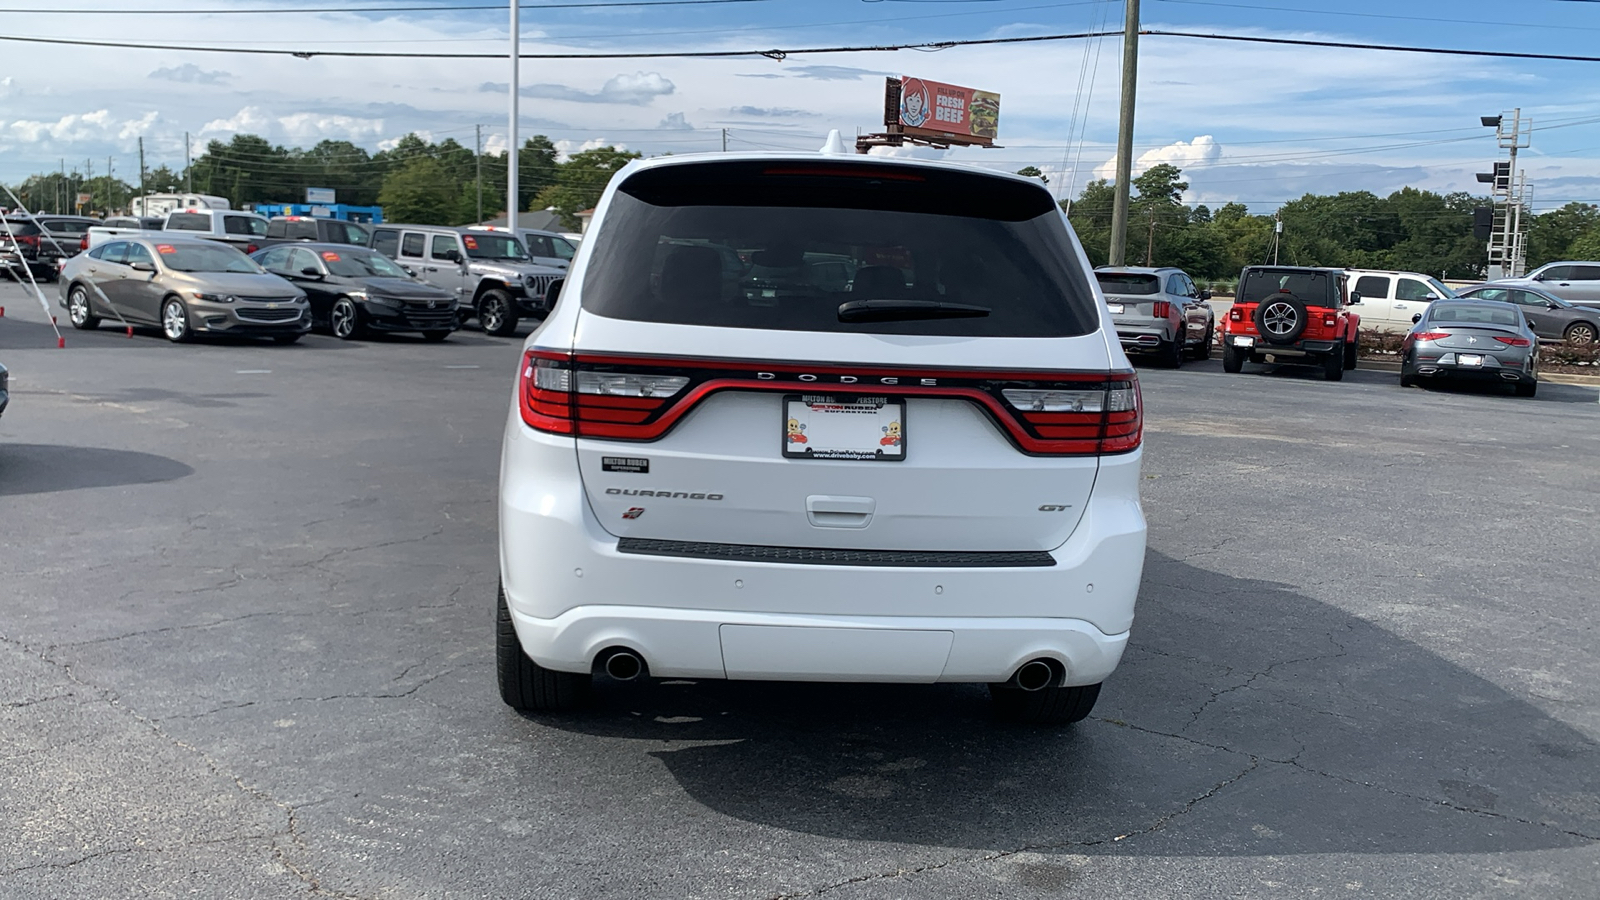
[204,106,384,145]
[5,109,147,143]
[149,64,232,85]
[658,112,693,131]
[554,138,627,161]
[1094,136,1223,182]
[480,71,675,106]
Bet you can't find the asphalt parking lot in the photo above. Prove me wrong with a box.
[3,277,1599,899]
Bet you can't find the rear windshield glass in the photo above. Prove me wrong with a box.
[579,161,1099,337]
[330,222,371,245]
[1095,272,1160,295]
[1240,269,1333,305]
[1428,303,1521,327]
[2,220,42,236]
[224,215,269,237]
[166,213,211,231]
[44,220,95,235]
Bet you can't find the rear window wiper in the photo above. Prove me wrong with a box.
[837,299,991,322]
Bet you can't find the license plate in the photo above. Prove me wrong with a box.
[1232,336,1256,348]
[1458,354,1484,367]
[783,395,905,461]
[1106,303,1125,314]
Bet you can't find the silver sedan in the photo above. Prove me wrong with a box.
[1399,299,1539,397]
[57,236,310,343]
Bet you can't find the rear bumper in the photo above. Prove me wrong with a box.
[1412,356,1534,382]
[1114,325,1175,349]
[1226,334,1340,356]
[499,412,1147,684]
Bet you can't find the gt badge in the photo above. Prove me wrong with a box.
[622,507,645,520]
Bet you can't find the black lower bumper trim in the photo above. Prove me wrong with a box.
[616,538,1056,568]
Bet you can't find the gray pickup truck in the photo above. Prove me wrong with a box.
[255,216,373,249]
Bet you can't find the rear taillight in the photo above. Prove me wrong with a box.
[1229,308,1243,322]
[1322,315,1336,328]
[1494,336,1532,347]
[246,243,259,254]
[79,235,88,251]
[1414,331,1451,342]
[18,234,38,248]
[519,353,1141,456]
[1152,300,1171,318]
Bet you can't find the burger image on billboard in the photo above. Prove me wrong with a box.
[969,91,1000,139]
[899,77,932,128]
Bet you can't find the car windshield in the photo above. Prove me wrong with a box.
[579,160,1100,337]
[462,233,528,260]
[158,243,263,273]
[1240,269,1331,304]
[321,249,410,279]
[1096,273,1160,295]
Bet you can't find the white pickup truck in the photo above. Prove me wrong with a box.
[85,209,270,252]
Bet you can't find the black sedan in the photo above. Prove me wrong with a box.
[251,243,458,341]
[1458,284,1600,346]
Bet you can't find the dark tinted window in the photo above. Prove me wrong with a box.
[44,220,94,235]
[3,220,42,236]
[431,234,460,259]
[1396,278,1435,301]
[223,215,268,236]
[1353,275,1389,300]
[257,246,292,270]
[285,221,318,240]
[1428,303,1521,327]
[98,241,129,264]
[124,243,155,267]
[553,236,577,260]
[1572,265,1600,280]
[372,229,400,257]
[167,213,210,231]
[156,242,261,273]
[331,222,370,245]
[581,161,1098,337]
[524,233,554,256]
[1096,273,1159,295]
[462,232,527,260]
[1240,269,1334,305]
[400,233,425,258]
[322,248,409,279]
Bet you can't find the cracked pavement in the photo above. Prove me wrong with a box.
[2,281,1599,898]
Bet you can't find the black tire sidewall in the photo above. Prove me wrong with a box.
[480,290,519,337]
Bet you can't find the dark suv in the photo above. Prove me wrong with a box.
[1,215,100,280]
[1220,266,1361,380]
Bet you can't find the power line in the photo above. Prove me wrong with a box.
[1151,0,1600,33]
[0,0,774,13]
[1143,29,1600,64]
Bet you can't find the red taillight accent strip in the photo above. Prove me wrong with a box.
[1494,336,1532,346]
[1413,331,1451,341]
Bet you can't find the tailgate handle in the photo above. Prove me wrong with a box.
[806,495,875,529]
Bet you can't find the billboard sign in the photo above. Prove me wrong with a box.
[305,187,336,204]
[893,76,1000,145]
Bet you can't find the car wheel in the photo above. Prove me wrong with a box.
[1190,325,1213,359]
[1344,336,1359,370]
[1162,336,1184,368]
[990,681,1101,725]
[1253,295,1309,344]
[272,334,302,344]
[1222,342,1244,373]
[422,330,450,342]
[478,290,520,337]
[1564,321,1597,346]
[1515,380,1538,398]
[497,583,591,712]
[67,285,99,330]
[1323,349,1344,381]
[1399,361,1417,387]
[161,297,191,343]
[330,297,364,340]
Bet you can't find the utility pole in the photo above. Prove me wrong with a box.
[107,156,114,213]
[1272,212,1282,265]
[476,123,484,223]
[138,136,147,207]
[1108,0,1140,267]
[1145,208,1156,266]
[722,128,728,152]
[185,132,192,193]
[507,0,520,232]
[59,159,66,214]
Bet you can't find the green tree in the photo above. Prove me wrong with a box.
[1527,202,1600,267]
[533,146,640,229]
[377,156,460,225]
[1015,165,1048,184]
[1065,178,1116,267]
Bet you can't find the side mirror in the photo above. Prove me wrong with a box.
[1199,289,1212,300]
[1411,313,1423,324]
[544,277,565,309]
[130,261,156,273]
[1549,301,1563,309]
[299,267,322,278]
[1532,272,1547,281]
[442,250,462,263]
[401,265,416,276]
[1348,291,1362,304]
[1424,292,1439,301]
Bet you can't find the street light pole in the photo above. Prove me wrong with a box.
[507,0,520,233]
[1108,0,1139,267]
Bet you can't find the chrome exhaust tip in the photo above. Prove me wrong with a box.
[1009,659,1057,692]
[602,649,645,681]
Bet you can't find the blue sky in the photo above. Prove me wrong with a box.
[2,0,1598,213]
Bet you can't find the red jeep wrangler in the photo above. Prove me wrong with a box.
[1221,266,1361,381]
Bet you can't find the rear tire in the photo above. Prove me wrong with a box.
[161,297,192,343]
[1344,336,1359,370]
[67,285,100,330]
[330,297,364,340]
[1222,342,1244,373]
[1515,380,1538,398]
[422,330,450,342]
[1323,349,1344,381]
[1399,365,1417,388]
[990,681,1101,725]
[1163,336,1184,369]
[1564,322,1597,346]
[1190,328,1213,359]
[497,584,591,712]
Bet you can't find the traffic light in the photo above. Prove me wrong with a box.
[1473,207,1494,241]
[1476,162,1511,191]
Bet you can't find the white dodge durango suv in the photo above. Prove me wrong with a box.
[497,151,1148,724]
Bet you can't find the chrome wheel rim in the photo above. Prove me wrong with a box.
[163,301,186,339]
[1261,301,1298,337]
[69,289,88,324]
[332,300,355,337]
[1569,324,1596,346]
[482,299,503,332]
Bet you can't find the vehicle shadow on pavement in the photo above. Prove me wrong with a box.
[0,443,193,497]
[529,550,1598,857]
